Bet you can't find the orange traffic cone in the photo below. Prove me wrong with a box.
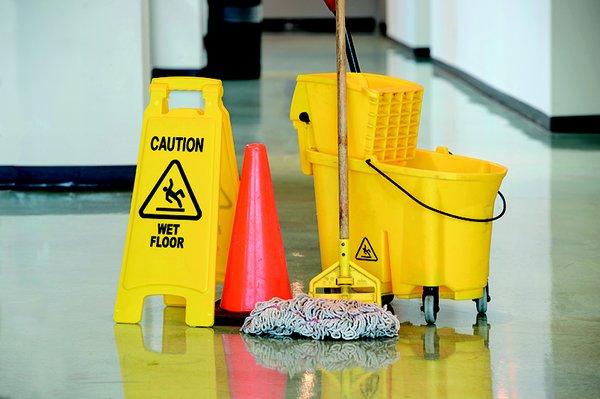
[215,143,292,325]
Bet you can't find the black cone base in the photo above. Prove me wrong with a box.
[214,300,250,327]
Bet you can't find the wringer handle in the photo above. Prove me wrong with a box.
[148,77,223,114]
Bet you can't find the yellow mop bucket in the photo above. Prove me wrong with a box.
[290,72,424,166]
[301,147,507,322]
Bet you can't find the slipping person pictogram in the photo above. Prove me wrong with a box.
[355,237,378,262]
[162,178,186,210]
[361,246,373,258]
[139,160,202,220]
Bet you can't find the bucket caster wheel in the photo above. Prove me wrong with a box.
[474,284,490,314]
[382,294,395,306]
[421,287,439,325]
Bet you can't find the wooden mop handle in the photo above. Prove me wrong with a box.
[337,0,349,240]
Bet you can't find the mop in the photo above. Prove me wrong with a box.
[241,286,399,340]
[241,0,399,340]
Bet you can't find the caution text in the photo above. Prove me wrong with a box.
[150,136,204,153]
[150,223,184,249]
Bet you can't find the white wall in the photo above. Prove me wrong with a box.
[0,0,20,165]
[0,0,151,166]
[389,0,600,117]
[430,0,552,115]
[150,0,207,70]
[385,0,430,48]
[551,0,600,116]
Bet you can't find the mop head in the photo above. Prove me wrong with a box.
[241,293,400,340]
[242,334,399,375]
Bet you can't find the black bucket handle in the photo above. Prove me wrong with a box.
[365,159,506,223]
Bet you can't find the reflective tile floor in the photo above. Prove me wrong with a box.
[1,33,600,398]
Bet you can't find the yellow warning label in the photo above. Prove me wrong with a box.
[355,237,378,262]
[139,160,202,220]
[114,77,234,327]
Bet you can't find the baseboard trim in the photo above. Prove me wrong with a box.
[431,59,599,133]
[549,115,600,133]
[263,17,376,33]
[384,34,431,61]
[0,165,136,191]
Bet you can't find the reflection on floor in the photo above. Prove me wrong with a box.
[1,33,599,398]
[114,307,492,399]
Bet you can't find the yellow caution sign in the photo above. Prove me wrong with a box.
[114,77,237,327]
